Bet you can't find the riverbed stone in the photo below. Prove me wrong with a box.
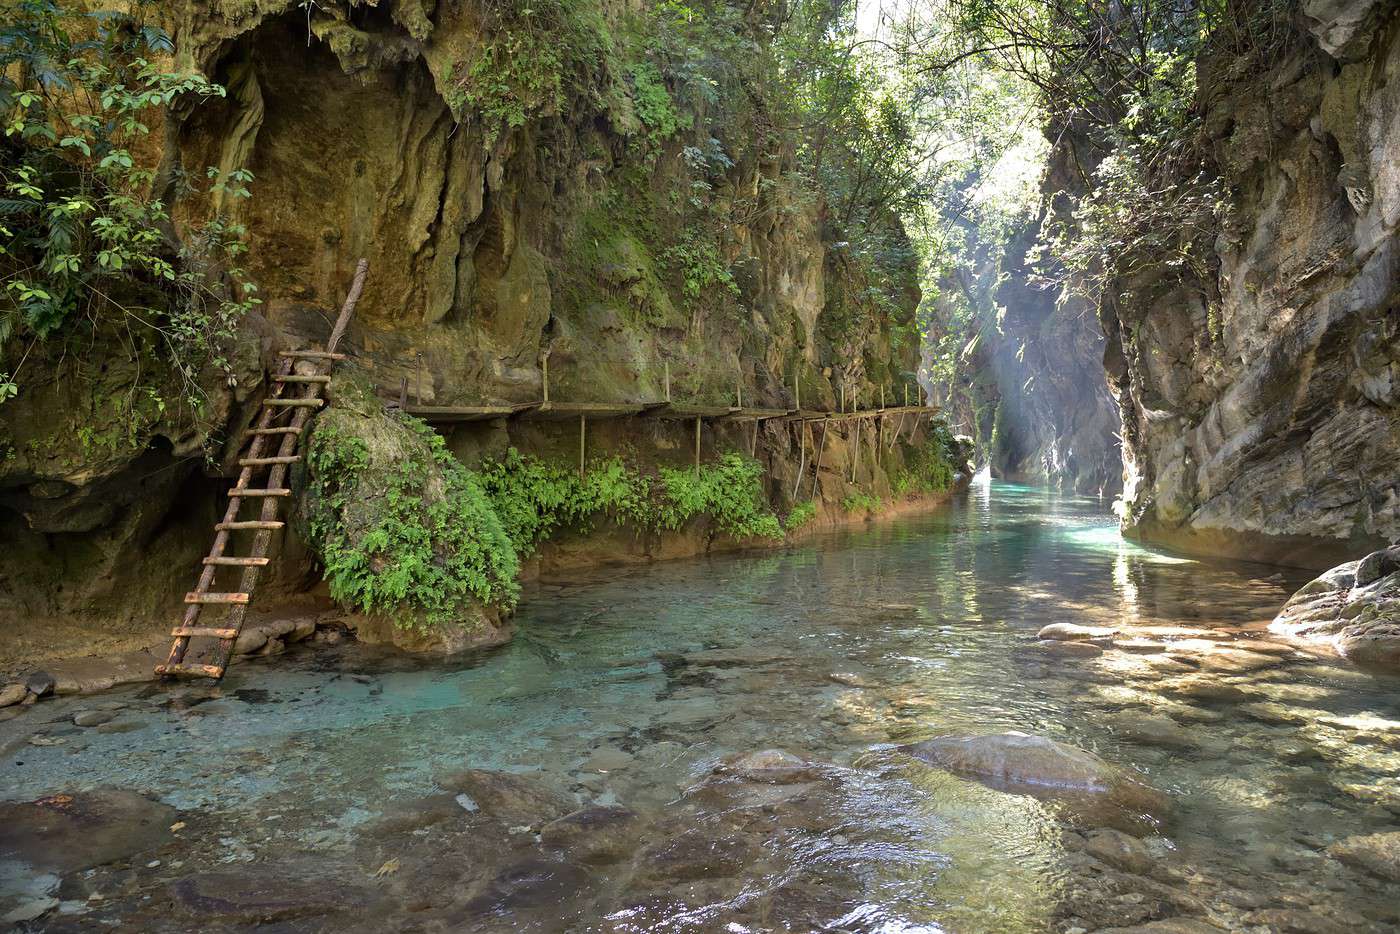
[901,731,1171,829]
[579,747,634,772]
[0,789,176,873]
[171,867,373,923]
[72,709,117,727]
[435,769,572,825]
[1325,830,1400,881]
[1038,623,1118,642]
[1108,712,1197,749]
[0,684,27,707]
[720,749,819,784]
[539,806,639,863]
[1082,828,1156,874]
[24,672,55,697]
[1030,639,1105,657]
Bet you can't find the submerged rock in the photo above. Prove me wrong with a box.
[0,789,176,874]
[719,749,819,784]
[539,806,639,863]
[1270,546,1400,670]
[171,867,373,923]
[1325,830,1400,881]
[435,769,572,826]
[1038,623,1118,642]
[901,731,1171,829]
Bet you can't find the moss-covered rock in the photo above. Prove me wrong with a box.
[298,372,518,651]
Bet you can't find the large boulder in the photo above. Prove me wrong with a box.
[1269,545,1400,670]
[298,373,518,653]
[1326,830,1400,881]
[901,731,1171,831]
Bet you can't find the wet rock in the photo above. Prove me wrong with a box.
[72,709,117,727]
[1116,639,1169,654]
[171,867,372,923]
[95,719,145,734]
[0,707,23,722]
[2,897,59,924]
[579,747,634,772]
[1098,921,1227,933]
[684,647,792,667]
[462,857,591,915]
[369,793,468,835]
[25,672,55,696]
[1029,639,1104,657]
[1239,908,1347,933]
[435,769,572,826]
[1082,828,1156,874]
[1160,677,1253,703]
[1270,550,1400,670]
[1108,712,1197,749]
[654,694,725,727]
[539,806,639,863]
[49,652,158,694]
[1038,623,1117,642]
[0,789,176,873]
[719,749,819,784]
[829,671,871,687]
[1325,830,1400,881]
[0,683,27,707]
[901,731,1171,829]
[636,828,752,881]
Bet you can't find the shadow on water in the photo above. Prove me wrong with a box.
[1,482,1398,931]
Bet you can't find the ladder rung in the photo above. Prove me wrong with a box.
[245,427,303,436]
[279,350,346,360]
[215,521,285,531]
[156,663,225,679]
[239,457,300,466]
[228,488,291,498]
[184,592,251,605]
[274,374,331,383]
[262,398,323,408]
[203,556,271,567]
[171,627,239,639]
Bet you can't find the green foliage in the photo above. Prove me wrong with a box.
[481,448,785,548]
[662,228,738,299]
[477,448,653,554]
[656,453,783,540]
[447,0,611,144]
[784,500,817,531]
[0,0,259,409]
[629,60,681,145]
[841,491,882,514]
[304,417,521,629]
[893,425,959,496]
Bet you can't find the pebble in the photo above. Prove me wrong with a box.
[73,710,118,727]
[25,672,56,697]
[1038,623,1117,642]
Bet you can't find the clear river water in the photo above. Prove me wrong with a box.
[2,482,1399,932]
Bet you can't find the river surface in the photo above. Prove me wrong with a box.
[2,482,1399,932]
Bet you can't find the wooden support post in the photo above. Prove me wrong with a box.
[791,421,807,499]
[751,419,759,457]
[794,376,800,411]
[542,354,550,404]
[415,352,424,405]
[736,376,742,409]
[579,414,586,477]
[398,376,407,408]
[904,383,909,407]
[694,416,702,473]
[840,383,846,414]
[880,385,885,410]
[811,420,828,499]
[664,361,671,402]
[849,417,862,482]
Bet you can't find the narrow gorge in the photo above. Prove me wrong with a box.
[1,0,1398,931]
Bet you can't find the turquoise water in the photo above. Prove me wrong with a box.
[3,483,1399,931]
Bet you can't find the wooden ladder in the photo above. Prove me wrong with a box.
[157,260,367,680]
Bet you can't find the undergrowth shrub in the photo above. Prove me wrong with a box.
[892,424,958,496]
[657,452,783,539]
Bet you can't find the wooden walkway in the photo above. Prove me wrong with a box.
[399,401,937,424]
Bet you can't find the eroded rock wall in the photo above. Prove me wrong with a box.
[1104,1,1400,568]
[0,0,938,656]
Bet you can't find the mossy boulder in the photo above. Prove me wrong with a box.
[298,371,518,653]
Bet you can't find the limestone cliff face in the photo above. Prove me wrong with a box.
[0,0,934,648]
[1103,1,1400,568]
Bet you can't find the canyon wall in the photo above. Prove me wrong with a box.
[1103,0,1400,569]
[0,0,947,658]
